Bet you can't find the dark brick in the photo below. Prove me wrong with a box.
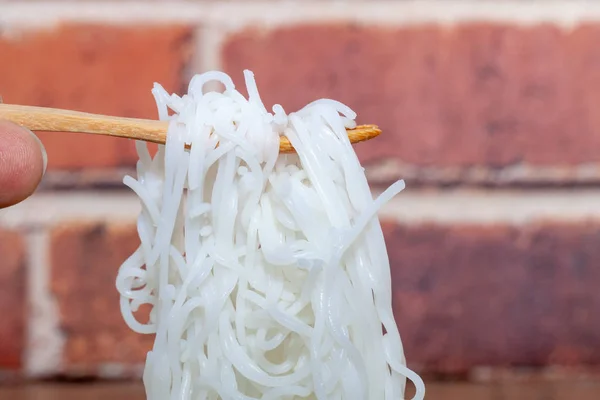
[0,229,25,370]
[45,220,600,375]
[384,222,600,373]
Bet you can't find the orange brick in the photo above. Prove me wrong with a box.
[0,25,193,170]
[49,223,153,372]
[0,229,26,370]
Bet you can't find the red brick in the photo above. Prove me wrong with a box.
[383,222,600,374]
[223,24,600,167]
[49,223,153,372]
[45,218,600,376]
[0,24,192,170]
[0,229,26,370]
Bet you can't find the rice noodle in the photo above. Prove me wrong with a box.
[117,70,425,400]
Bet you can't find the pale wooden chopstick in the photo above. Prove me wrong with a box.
[0,104,381,153]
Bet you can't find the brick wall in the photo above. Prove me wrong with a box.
[1,0,600,382]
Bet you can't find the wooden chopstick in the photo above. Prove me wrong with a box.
[0,104,381,153]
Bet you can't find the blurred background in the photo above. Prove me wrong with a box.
[1,0,600,399]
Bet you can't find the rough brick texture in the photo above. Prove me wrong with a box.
[0,229,26,370]
[49,223,153,372]
[0,24,192,170]
[223,24,600,168]
[385,222,600,374]
[44,219,600,375]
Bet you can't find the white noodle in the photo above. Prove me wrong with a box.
[117,70,425,400]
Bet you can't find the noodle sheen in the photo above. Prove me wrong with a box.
[117,70,425,400]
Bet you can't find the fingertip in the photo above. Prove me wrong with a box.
[0,120,46,208]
